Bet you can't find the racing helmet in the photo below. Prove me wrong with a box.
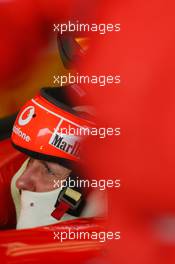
[11,86,93,168]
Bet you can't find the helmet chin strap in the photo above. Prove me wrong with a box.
[51,186,83,220]
[51,172,84,221]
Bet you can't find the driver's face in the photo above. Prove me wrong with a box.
[16,158,71,192]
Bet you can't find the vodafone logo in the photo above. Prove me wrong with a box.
[18,106,35,126]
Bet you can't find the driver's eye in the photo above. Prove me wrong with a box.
[43,163,55,175]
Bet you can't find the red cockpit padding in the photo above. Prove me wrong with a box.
[0,138,26,229]
[0,217,106,264]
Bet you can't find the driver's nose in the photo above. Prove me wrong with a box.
[16,167,36,192]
